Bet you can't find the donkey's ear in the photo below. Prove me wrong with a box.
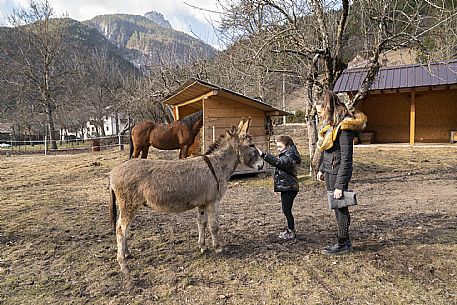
[237,117,246,133]
[239,117,252,134]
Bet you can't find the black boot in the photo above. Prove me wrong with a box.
[325,239,352,250]
[323,207,352,255]
[322,240,352,255]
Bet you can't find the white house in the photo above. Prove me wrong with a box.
[60,113,129,141]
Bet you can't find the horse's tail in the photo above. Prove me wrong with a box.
[128,127,134,159]
[109,186,117,232]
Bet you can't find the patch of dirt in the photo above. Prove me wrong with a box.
[0,146,456,304]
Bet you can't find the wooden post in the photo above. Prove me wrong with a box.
[118,134,124,151]
[409,90,416,146]
[212,126,216,142]
[202,98,206,153]
[173,106,180,120]
[282,73,286,125]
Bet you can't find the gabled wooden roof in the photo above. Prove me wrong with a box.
[334,60,457,93]
[162,78,290,116]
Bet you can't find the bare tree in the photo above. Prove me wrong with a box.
[119,51,213,125]
[218,0,454,176]
[0,0,71,149]
[218,0,349,174]
[118,71,171,124]
[417,0,457,60]
[80,47,125,137]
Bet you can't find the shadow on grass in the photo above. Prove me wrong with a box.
[353,212,457,253]
[196,211,456,259]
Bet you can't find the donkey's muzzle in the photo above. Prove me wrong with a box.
[256,161,264,171]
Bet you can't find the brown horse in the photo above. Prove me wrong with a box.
[110,118,264,273]
[129,110,203,159]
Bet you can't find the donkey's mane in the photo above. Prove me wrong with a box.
[204,126,238,155]
[179,110,203,128]
[205,134,226,155]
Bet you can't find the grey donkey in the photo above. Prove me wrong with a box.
[109,118,264,273]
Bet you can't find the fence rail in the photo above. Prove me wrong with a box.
[0,134,129,155]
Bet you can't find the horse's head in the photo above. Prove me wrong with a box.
[228,117,264,171]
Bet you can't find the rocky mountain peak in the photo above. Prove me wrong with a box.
[144,11,173,29]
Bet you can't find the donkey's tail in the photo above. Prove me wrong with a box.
[128,128,134,159]
[109,187,117,231]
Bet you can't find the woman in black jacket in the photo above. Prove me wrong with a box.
[316,90,367,255]
[258,135,301,240]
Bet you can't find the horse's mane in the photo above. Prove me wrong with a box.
[179,110,203,128]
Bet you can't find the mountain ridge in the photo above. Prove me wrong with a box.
[84,11,217,68]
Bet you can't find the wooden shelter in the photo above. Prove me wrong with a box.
[162,78,290,173]
[334,60,457,145]
[0,122,12,142]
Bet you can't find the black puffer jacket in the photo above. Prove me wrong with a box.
[263,144,301,192]
[318,111,367,190]
[319,130,356,190]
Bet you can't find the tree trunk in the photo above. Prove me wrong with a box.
[115,112,120,135]
[305,55,322,178]
[46,104,58,150]
[100,120,106,137]
[306,117,320,175]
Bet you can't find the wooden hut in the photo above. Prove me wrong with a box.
[334,60,457,145]
[0,122,12,142]
[162,78,290,173]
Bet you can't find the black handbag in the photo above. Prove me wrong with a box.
[327,190,358,209]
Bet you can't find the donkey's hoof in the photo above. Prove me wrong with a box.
[120,265,130,275]
[124,252,133,259]
[200,246,208,254]
[214,246,223,254]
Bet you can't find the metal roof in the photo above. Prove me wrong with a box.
[333,60,457,93]
[162,78,290,116]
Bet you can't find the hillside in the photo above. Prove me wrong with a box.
[0,18,140,129]
[85,12,217,68]
[64,18,139,74]
[0,18,139,75]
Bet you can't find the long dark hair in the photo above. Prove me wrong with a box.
[317,90,352,126]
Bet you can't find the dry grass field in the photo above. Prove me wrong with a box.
[1,145,456,304]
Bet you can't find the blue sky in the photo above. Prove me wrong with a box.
[0,0,224,49]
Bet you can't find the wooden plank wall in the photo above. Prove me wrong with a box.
[203,96,269,152]
[357,93,410,143]
[358,89,457,143]
[415,89,457,143]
